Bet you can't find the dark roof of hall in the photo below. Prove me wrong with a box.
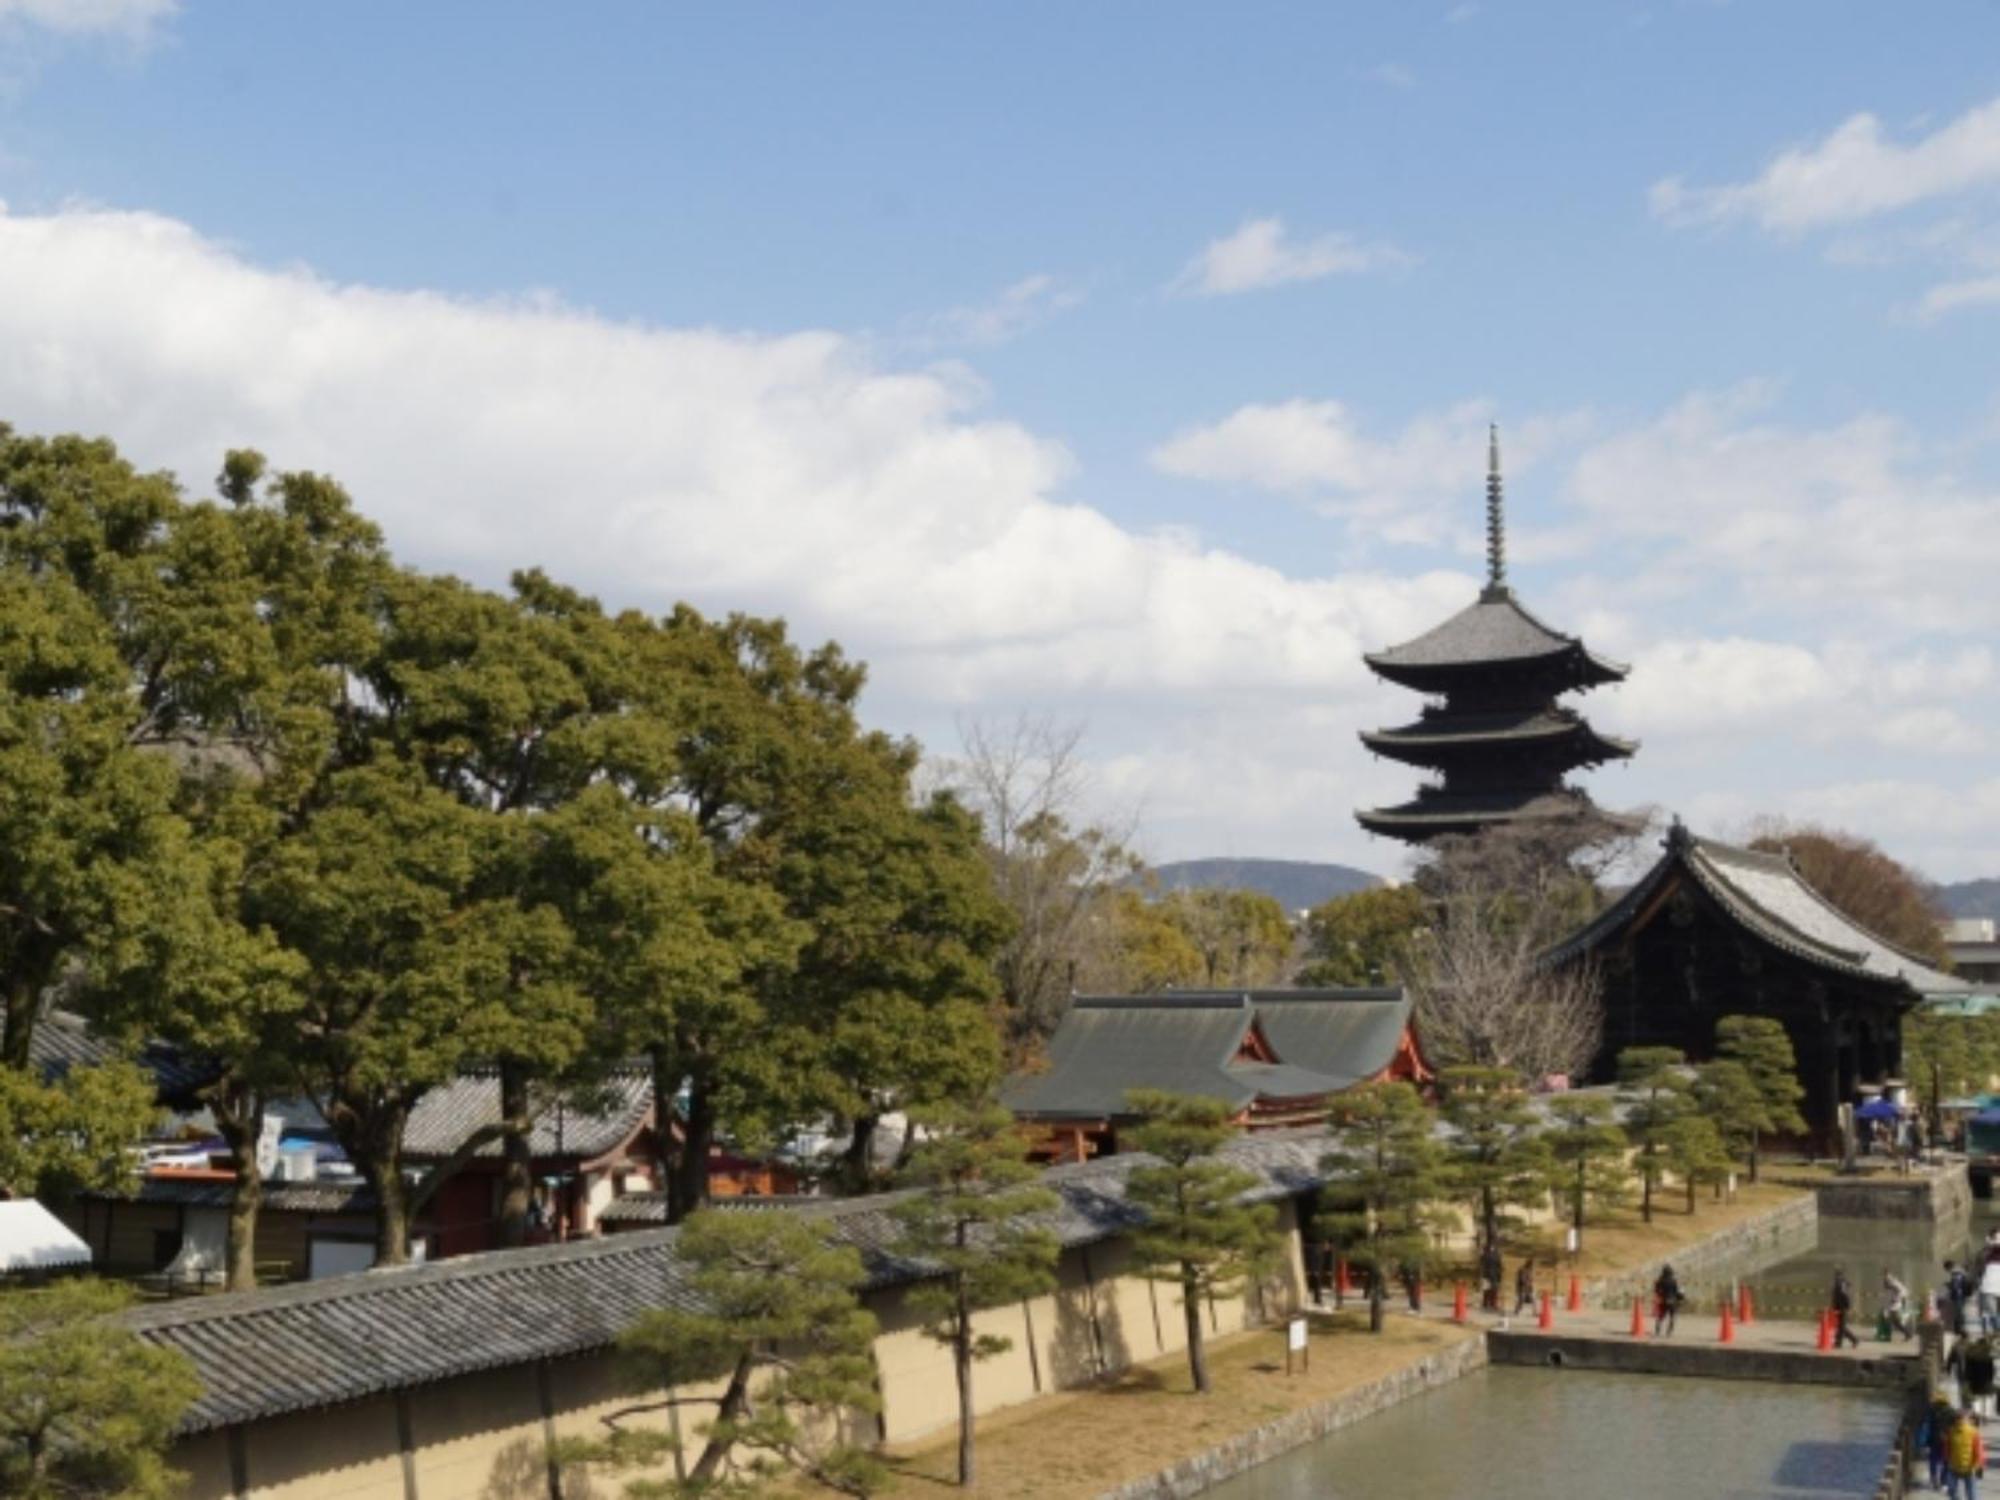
[1364,586,1627,685]
[1544,822,1967,997]
[1001,988,1409,1120]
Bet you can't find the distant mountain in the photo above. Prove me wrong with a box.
[1147,858,1383,913]
[1936,878,2000,920]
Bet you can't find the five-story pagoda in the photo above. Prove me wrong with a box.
[1356,428,1636,844]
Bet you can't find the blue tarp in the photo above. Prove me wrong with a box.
[1854,1098,1901,1120]
[1970,1108,2000,1128]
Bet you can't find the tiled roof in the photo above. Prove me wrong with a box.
[126,1129,1332,1435]
[101,1177,377,1214]
[1000,994,1345,1119]
[1364,587,1627,686]
[27,1011,219,1106]
[1253,990,1415,1089]
[1545,823,1967,997]
[1361,707,1635,762]
[401,1069,653,1162]
[1356,787,1632,835]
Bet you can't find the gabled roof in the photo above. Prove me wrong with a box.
[1001,994,1343,1119]
[0,1199,92,1273]
[1252,989,1418,1088]
[126,1128,1334,1435]
[1545,822,1967,997]
[28,1011,219,1107]
[401,1068,654,1163]
[1364,587,1627,688]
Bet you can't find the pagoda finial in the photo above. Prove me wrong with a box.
[1485,423,1506,590]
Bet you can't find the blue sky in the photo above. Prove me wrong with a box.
[4,1,2000,879]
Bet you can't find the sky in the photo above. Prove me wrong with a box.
[3,1,2000,880]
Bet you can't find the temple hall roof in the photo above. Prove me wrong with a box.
[1545,823,1967,997]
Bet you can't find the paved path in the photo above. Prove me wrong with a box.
[1482,1304,1926,1361]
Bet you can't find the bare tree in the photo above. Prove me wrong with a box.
[1402,818,1628,1083]
[934,717,1138,1057]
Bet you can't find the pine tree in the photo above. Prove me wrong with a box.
[561,1209,882,1497]
[0,1280,199,1500]
[892,1103,1059,1487]
[1123,1091,1284,1392]
[1713,1015,1806,1181]
[1544,1093,1629,1249]
[1665,1112,1734,1213]
[1693,1058,1770,1180]
[1320,1080,1448,1333]
[1618,1046,1692,1224]
[1438,1065,1549,1260]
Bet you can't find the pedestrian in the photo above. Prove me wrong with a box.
[1979,1254,2000,1336]
[1480,1242,1503,1312]
[1514,1256,1536,1316]
[1881,1268,1915,1341]
[1969,1339,1999,1422]
[1946,1408,1986,1500]
[1921,1396,1958,1493]
[1400,1260,1422,1313]
[1831,1267,1861,1349]
[1949,1261,1973,1335]
[1653,1264,1683,1337]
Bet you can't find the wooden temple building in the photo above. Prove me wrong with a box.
[1002,988,1431,1162]
[1357,428,1636,843]
[1545,821,1969,1148]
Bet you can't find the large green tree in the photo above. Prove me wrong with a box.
[0,1280,199,1500]
[1320,1080,1448,1333]
[1618,1046,1693,1224]
[1543,1093,1629,1249]
[893,1103,1059,1487]
[1438,1065,1548,1261]
[1299,885,1427,987]
[1124,1090,1284,1392]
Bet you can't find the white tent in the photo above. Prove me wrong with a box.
[0,1199,92,1274]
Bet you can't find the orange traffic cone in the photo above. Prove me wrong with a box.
[1538,1290,1553,1329]
[1452,1282,1468,1324]
[1567,1275,1582,1313]
[1718,1301,1735,1344]
[1816,1309,1833,1352]
[1630,1296,1646,1338]
[1737,1283,1754,1325]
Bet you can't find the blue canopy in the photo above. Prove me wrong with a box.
[1970,1108,2000,1128]
[1854,1098,1901,1120]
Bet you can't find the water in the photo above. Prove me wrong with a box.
[1739,1197,1996,1327]
[1202,1366,1902,1500]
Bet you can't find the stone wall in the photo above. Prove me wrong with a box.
[1092,1332,1488,1500]
[1786,1163,1973,1224]
[1592,1191,1819,1306]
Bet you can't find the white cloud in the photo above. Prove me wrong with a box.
[1916,274,2000,321]
[1612,637,1839,736]
[1652,95,2000,233]
[1171,217,1409,297]
[0,0,174,39]
[1368,63,1415,90]
[921,273,1083,347]
[0,204,1472,721]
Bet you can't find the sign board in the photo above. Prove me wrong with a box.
[1287,1317,1307,1352]
[1565,1226,1579,1255]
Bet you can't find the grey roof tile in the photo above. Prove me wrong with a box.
[1364,587,1627,683]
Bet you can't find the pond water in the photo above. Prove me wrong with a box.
[1738,1196,1996,1326]
[1201,1366,1902,1500]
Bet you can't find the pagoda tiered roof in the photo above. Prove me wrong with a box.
[1354,787,1635,841]
[1359,705,1636,768]
[1363,585,1627,690]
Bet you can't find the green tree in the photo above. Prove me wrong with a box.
[1097,887,1206,992]
[1713,1015,1807,1180]
[0,1059,159,1201]
[1666,1111,1735,1213]
[1693,1058,1770,1179]
[1438,1066,1548,1260]
[1618,1046,1692,1224]
[893,1103,1059,1487]
[1299,884,1427,987]
[1320,1080,1448,1332]
[561,1209,881,1497]
[1123,1090,1284,1392]
[1544,1093,1629,1249]
[0,1279,199,1500]
[1159,888,1295,988]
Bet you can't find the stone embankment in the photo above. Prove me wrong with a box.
[1778,1161,1974,1224]
[1093,1332,1487,1500]
[1591,1190,1819,1307]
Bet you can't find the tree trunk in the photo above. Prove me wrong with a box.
[1480,1185,1498,1257]
[689,1349,755,1483]
[497,1060,534,1248]
[954,1275,976,1486]
[667,1072,715,1225]
[844,1113,879,1195]
[1641,1149,1654,1224]
[2,970,42,1070]
[212,1092,265,1291]
[350,1112,413,1266]
[1685,1174,1696,1214]
[1182,1266,1210,1392]
[1368,1275,1385,1334]
[1748,1130,1761,1184]
[1572,1156,1586,1244]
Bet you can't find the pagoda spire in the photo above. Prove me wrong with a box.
[1485,423,1506,591]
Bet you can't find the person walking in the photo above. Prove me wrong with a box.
[1969,1339,1999,1422]
[1882,1268,1916,1341]
[1831,1268,1861,1349]
[1653,1264,1683,1337]
[1949,1261,1973,1335]
[1480,1242,1503,1312]
[1946,1408,1986,1500]
[1921,1396,1958,1493]
[1514,1257,1536,1316]
[1979,1253,2000,1337]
